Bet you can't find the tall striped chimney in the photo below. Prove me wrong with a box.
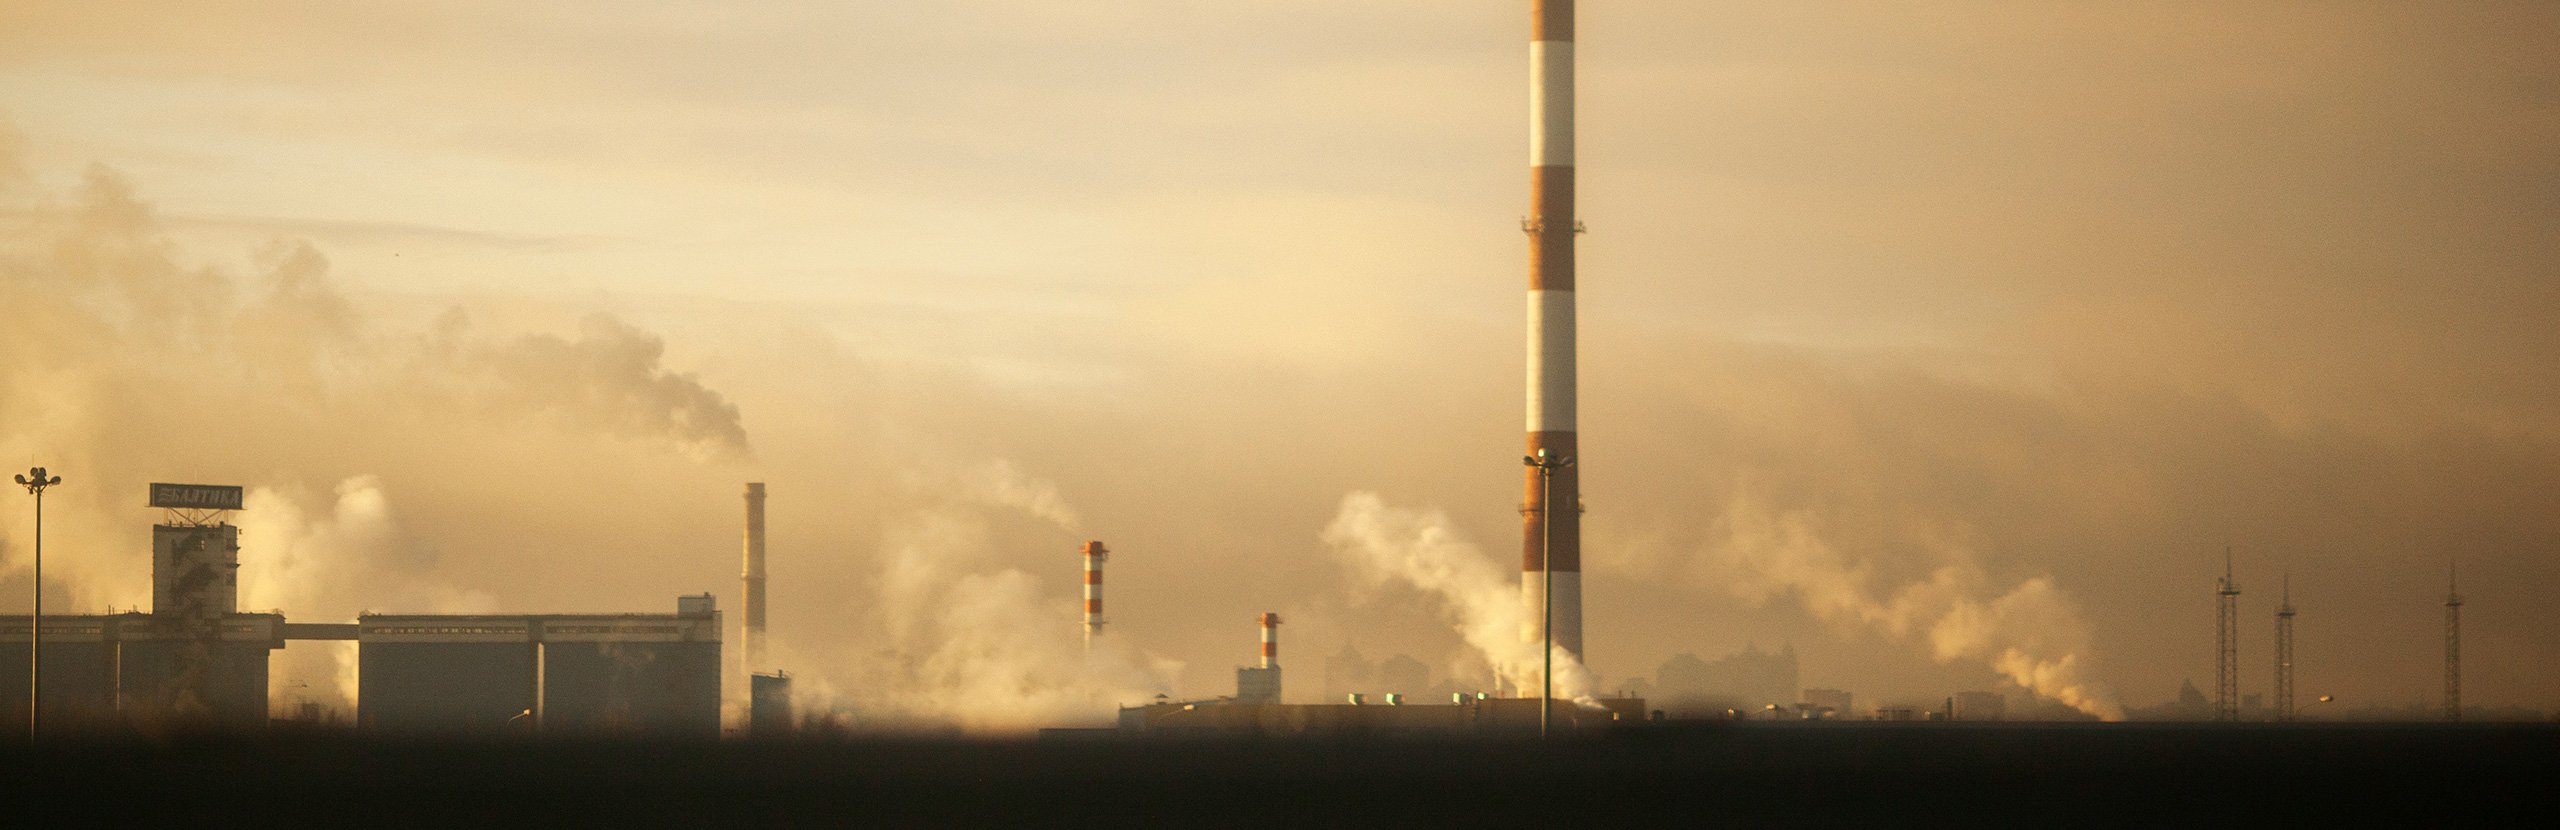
[742,482,767,679]
[1522,0,1583,660]
[1081,540,1109,651]
[1258,612,1282,670]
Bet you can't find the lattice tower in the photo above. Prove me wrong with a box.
[2216,548,2240,722]
[2274,573,2295,721]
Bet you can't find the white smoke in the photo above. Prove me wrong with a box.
[897,458,1084,533]
[442,312,752,463]
[1321,492,1599,705]
[0,144,754,611]
[782,462,1177,734]
[1708,493,2125,720]
[234,475,499,714]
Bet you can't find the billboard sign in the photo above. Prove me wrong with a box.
[148,483,244,511]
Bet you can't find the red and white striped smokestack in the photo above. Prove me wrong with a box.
[1522,0,1583,661]
[1258,612,1281,670]
[1081,540,1109,651]
[742,482,766,679]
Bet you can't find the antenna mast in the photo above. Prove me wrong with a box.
[2444,562,2462,722]
[2274,573,2295,721]
[2216,547,2240,722]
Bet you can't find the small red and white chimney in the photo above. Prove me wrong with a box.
[1258,612,1282,669]
[1081,540,1109,651]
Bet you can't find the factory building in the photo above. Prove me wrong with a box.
[353,618,537,734]
[8,482,721,736]
[1,612,282,729]
[1802,688,1854,720]
[153,522,240,622]
[1953,691,2007,722]
[749,672,793,737]
[1149,612,1641,736]
[357,595,722,738]
[1120,695,1646,737]
[4,485,282,730]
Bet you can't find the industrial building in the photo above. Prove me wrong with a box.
[6,482,721,736]
[1,611,282,729]
[1136,607,1644,736]
[749,671,793,737]
[4,485,281,729]
[1802,688,1853,719]
[1120,695,1646,737]
[353,596,722,737]
[1953,691,2007,721]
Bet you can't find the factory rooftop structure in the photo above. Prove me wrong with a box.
[1119,695,1646,737]
[354,597,722,737]
[4,483,720,737]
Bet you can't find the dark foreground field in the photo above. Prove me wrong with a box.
[3,722,2552,825]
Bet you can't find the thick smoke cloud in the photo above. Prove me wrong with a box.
[0,163,749,474]
[0,142,1181,731]
[1324,492,1598,705]
[1703,493,2122,720]
[0,149,755,713]
[775,467,1177,733]
[235,475,498,711]
[448,313,751,463]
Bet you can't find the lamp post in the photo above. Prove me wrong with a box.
[1523,449,1573,737]
[15,467,60,741]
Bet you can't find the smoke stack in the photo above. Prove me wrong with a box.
[1236,611,1284,704]
[1521,0,1584,660]
[1081,540,1109,651]
[742,482,766,679]
[1258,612,1281,669]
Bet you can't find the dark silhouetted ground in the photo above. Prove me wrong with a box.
[3,722,2552,825]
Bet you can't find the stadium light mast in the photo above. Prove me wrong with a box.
[1525,449,1573,737]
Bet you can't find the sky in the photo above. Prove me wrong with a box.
[2,1,2556,728]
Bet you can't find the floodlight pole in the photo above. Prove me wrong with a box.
[16,467,61,741]
[1524,449,1573,737]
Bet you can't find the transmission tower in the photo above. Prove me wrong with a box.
[2216,548,2240,722]
[2444,561,2462,722]
[2273,573,2295,721]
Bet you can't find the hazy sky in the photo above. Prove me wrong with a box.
[3,2,2556,725]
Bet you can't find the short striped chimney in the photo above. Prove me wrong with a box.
[1081,540,1109,651]
[1522,0,1584,660]
[1258,612,1282,670]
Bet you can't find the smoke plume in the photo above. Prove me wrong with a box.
[778,462,1176,733]
[1323,492,1598,704]
[235,476,498,712]
[0,155,752,611]
[1707,492,2125,720]
[897,458,1085,533]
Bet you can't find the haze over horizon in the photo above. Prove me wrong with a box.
[3,2,2556,729]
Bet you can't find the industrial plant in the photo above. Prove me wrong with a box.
[1113,609,1644,736]
[6,0,2506,744]
[2,483,721,736]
